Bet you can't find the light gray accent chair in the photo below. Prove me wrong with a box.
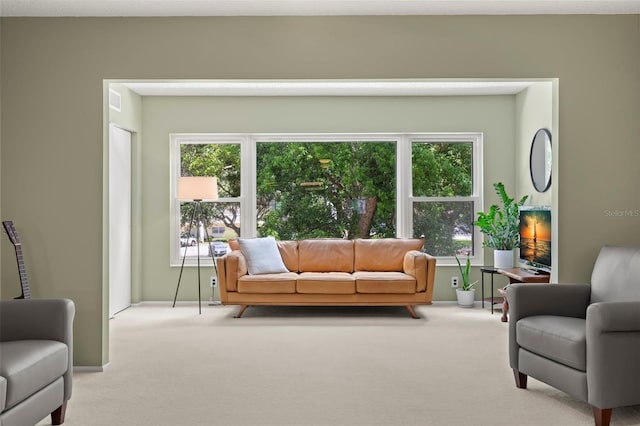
[507,246,640,426]
[0,299,75,426]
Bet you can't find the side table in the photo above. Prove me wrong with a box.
[480,267,505,315]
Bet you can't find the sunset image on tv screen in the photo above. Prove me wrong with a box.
[519,210,551,268]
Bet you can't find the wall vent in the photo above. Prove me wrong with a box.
[109,89,122,112]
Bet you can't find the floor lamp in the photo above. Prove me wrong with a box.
[172,176,218,314]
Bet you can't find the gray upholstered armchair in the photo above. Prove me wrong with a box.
[507,246,640,426]
[0,298,75,426]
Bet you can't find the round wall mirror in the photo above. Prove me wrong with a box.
[530,128,552,192]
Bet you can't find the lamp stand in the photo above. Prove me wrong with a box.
[173,200,217,314]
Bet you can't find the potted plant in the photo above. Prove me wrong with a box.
[473,182,528,268]
[455,255,478,308]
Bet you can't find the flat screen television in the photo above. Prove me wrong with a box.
[518,207,552,274]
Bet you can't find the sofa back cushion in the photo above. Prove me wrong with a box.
[298,239,354,273]
[354,238,425,272]
[590,245,640,303]
[277,240,299,272]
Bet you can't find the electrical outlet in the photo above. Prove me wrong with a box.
[451,276,459,288]
[210,276,217,288]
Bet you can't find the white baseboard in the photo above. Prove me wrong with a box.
[74,363,109,373]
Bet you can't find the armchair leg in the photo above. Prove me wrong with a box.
[592,406,612,426]
[512,368,527,389]
[51,401,67,425]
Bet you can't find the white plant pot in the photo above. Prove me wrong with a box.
[456,288,476,308]
[494,249,514,268]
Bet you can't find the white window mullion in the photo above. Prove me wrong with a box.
[243,136,256,238]
[397,134,411,238]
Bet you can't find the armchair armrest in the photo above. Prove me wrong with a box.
[587,301,640,332]
[586,301,640,409]
[507,283,591,321]
[507,283,591,369]
[0,298,75,343]
[0,298,75,400]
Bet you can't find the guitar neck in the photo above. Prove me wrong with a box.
[13,244,31,299]
[3,220,31,299]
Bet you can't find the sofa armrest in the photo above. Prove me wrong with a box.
[507,283,591,369]
[217,251,248,294]
[403,251,436,300]
[0,298,75,400]
[586,301,640,409]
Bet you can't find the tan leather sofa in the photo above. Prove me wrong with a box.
[216,238,436,318]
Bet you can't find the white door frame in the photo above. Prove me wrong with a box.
[109,124,132,317]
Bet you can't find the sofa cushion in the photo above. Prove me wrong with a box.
[0,340,68,410]
[277,240,299,273]
[237,272,298,293]
[354,271,417,293]
[297,272,356,294]
[237,236,289,275]
[354,238,424,272]
[298,239,354,273]
[516,315,587,371]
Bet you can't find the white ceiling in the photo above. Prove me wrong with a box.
[2,0,640,17]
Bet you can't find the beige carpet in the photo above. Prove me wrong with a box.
[39,303,640,426]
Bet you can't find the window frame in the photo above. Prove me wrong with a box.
[169,134,247,266]
[170,132,483,266]
[406,133,484,265]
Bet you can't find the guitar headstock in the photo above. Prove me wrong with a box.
[2,221,21,246]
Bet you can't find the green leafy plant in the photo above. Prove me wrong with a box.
[473,182,528,250]
[455,255,478,291]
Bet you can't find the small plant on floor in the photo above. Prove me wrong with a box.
[455,254,478,291]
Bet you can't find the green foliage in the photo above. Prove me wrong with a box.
[473,182,528,250]
[256,142,396,239]
[412,143,473,256]
[180,143,241,235]
[179,140,476,246]
[412,142,472,197]
[455,254,478,291]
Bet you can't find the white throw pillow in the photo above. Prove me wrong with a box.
[237,236,289,275]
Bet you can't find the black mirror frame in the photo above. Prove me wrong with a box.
[529,128,552,193]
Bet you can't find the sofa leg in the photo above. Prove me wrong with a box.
[593,406,612,426]
[513,369,527,389]
[234,305,249,318]
[51,401,67,425]
[405,305,419,319]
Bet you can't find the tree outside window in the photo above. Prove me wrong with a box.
[256,141,396,240]
[412,141,475,257]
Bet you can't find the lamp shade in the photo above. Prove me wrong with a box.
[178,176,218,201]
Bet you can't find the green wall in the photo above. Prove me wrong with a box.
[1,16,639,367]
[139,95,516,302]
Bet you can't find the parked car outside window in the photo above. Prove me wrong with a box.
[180,234,197,247]
[209,242,228,257]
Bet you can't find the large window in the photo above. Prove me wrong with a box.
[170,133,482,265]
